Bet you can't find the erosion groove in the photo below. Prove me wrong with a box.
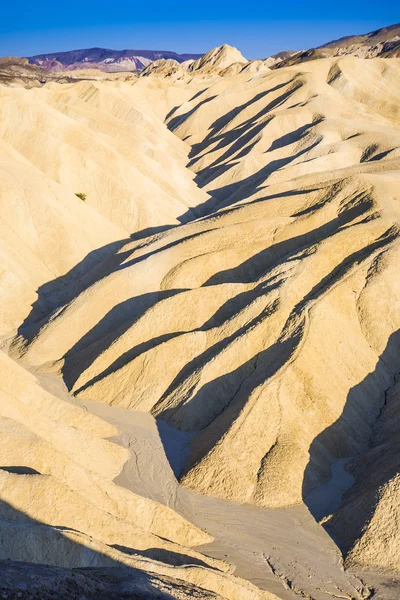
[1,46,400,600]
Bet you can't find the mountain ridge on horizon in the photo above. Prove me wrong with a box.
[27,46,203,72]
[24,21,400,74]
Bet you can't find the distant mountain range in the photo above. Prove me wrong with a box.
[139,24,400,80]
[0,21,395,80]
[320,22,400,50]
[274,23,400,68]
[27,48,203,73]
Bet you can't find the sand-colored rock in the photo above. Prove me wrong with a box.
[0,77,212,336]
[0,351,211,546]
[141,58,187,80]
[325,370,400,572]
[0,560,229,600]
[0,519,276,599]
[0,82,208,233]
[13,58,400,506]
[0,348,278,599]
[188,44,247,74]
[2,46,400,590]
[140,45,249,80]
[10,57,400,572]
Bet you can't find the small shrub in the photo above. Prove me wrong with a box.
[75,192,87,201]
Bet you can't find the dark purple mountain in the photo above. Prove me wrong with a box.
[27,47,203,73]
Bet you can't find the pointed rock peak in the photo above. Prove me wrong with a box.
[189,44,247,73]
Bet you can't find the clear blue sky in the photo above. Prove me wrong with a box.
[0,0,398,59]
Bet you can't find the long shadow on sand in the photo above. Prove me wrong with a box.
[0,455,231,597]
[72,201,371,403]
[13,225,177,351]
[62,291,186,392]
[170,75,309,222]
[0,492,207,598]
[156,225,398,474]
[16,238,130,344]
[302,329,400,556]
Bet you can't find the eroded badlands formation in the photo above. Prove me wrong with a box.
[1,42,400,599]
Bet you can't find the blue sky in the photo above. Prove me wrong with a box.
[0,0,398,59]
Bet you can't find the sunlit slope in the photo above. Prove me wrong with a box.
[10,57,400,569]
[0,77,212,336]
[168,56,400,198]
[0,81,209,233]
[0,135,125,336]
[0,350,278,600]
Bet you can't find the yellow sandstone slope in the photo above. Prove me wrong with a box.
[0,350,276,600]
[3,53,400,583]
